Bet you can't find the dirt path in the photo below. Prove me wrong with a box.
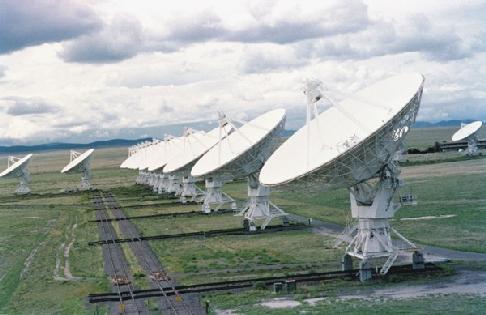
[54,223,82,281]
[291,213,486,262]
[241,270,486,312]
[339,270,486,299]
[20,219,56,280]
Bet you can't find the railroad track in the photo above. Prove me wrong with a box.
[89,263,442,304]
[101,192,204,315]
[89,208,236,223]
[88,223,309,246]
[91,192,148,315]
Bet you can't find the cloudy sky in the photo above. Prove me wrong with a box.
[0,0,485,145]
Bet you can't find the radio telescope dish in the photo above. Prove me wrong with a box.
[121,140,156,170]
[451,121,482,156]
[192,109,287,230]
[260,74,424,279]
[0,154,33,194]
[141,132,199,196]
[164,119,233,203]
[121,141,146,169]
[120,139,162,187]
[147,136,179,193]
[61,149,95,190]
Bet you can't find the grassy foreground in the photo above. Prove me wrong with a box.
[0,127,485,314]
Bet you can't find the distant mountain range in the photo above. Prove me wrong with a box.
[0,138,152,155]
[0,120,480,155]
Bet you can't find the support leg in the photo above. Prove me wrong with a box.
[202,177,236,213]
[359,259,372,282]
[341,254,353,271]
[237,173,287,230]
[412,251,425,270]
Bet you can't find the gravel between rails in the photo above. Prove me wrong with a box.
[102,191,205,315]
[92,192,149,315]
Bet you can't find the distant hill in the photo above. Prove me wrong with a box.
[0,138,152,155]
[0,119,481,154]
[413,119,480,128]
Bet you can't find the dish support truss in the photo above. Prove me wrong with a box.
[341,162,420,280]
[148,172,159,188]
[180,175,205,203]
[156,174,170,194]
[136,170,152,186]
[201,112,285,219]
[465,132,480,156]
[166,175,183,196]
[202,176,236,213]
[135,170,145,184]
[8,156,31,194]
[70,150,92,190]
[236,173,287,231]
[298,79,424,281]
[148,172,162,192]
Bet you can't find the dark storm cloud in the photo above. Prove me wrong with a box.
[3,97,59,115]
[59,15,143,63]
[57,0,479,66]
[60,0,371,63]
[0,0,102,54]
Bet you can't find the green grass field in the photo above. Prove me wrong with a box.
[0,128,485,314]
[406,126,486,150]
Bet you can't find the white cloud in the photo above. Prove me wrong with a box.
[0,0,485,144]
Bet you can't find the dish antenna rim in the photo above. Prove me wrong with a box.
[451,120,483,142]
[61,148,95,173]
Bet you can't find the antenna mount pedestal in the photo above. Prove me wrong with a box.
[152,172,161,192]
[345,163,418,278]
[79,165,91,190]
[157,174,169,194]
[237,173,287,231]
[466,134,479,156]
[16,169,31,195]
[167,175,182,196]
[180,175,205,204]
[149,173,158,188]
[202,176,236,214]
[136,170,144,184]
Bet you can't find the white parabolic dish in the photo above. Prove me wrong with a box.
[260,73,424,190]
[62,149,95,173]
[191,108,286,179]
[451,121,483,142]
[163,125,233,174]
[146,136,187,172]
[120,142,150,169]
[121,140,158,169]
[0,154,33,178]
[137,140,168,171]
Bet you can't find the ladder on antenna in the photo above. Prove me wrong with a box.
[380,252,398,275]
